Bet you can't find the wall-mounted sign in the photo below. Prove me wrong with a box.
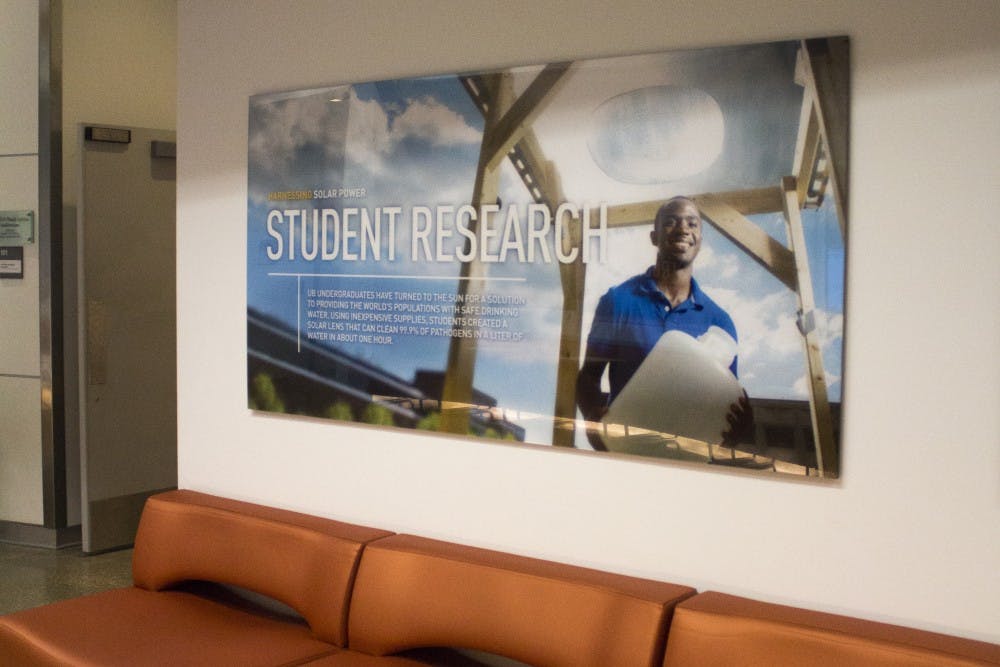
[246,36,849,479]
[0,246,24,279]
[84,126,131,144]
[0,210,35,245]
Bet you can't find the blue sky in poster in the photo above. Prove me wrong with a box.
[247,44,846,447]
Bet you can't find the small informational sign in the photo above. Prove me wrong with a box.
[0,246,24,279]
[0,210,35,245]
[85,126,131,144]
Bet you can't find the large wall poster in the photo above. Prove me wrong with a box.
[247,37,849,479]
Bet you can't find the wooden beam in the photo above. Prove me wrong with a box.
[697,186,787,216]
[514,125,585,448]
[586,189,796,290]
[460,67,589,446]
[552,257,586,447]
[781,176,839,478]
[482,62,572,172]
[439,74,510,435]
[793,104,823,206]
[695,195,798,292]
[600,200,662,229]
[801,37,850,235]
[510,132,556,207]
[598,186,784,229]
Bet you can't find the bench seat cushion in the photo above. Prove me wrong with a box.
[663,591,1000,666]
[0,586,338,667]
[348,534,695,667]
[132,489,393,645]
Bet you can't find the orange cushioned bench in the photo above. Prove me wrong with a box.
[0,490,393,666]
[0,490,695,666]
[663,591,1000,666]
[1,490,997,666]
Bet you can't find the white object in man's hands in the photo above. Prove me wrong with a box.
[601,326,743,453]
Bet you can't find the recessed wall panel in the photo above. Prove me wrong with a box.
[0,376,44,524]
[0,0,39,155]
[0,155,41,376]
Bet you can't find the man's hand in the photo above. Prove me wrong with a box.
[577,360,611,451]
[721,391,754,449]
[581,404,610,451]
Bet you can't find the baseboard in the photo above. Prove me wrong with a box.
[0,521,82,549]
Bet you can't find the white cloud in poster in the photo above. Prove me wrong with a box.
[393,96,482,146]
[817,309,844,350]
[697,243,740,280]
[248,94,348,180]
[793,366,841,397]
[708,287,801,362]
[344,97,393,168]
[346,95,481,175]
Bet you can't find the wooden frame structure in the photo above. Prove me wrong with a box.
[439,38,848,478]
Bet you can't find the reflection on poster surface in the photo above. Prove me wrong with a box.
[247,36,848,479]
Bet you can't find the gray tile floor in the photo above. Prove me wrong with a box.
[0,542,134,615]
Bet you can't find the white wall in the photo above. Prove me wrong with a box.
[62,0,177,210]
[176,0,1000,642]
[0,0,43,524]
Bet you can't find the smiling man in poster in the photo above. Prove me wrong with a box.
[576,196,753,453]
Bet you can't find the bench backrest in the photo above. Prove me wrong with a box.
[663,591,1000,666]
[132,490,392,646]
[347,534,695,667]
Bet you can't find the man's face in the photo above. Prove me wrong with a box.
[652,199,702,267]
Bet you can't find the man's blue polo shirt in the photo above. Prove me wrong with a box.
[584,267,738,402]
